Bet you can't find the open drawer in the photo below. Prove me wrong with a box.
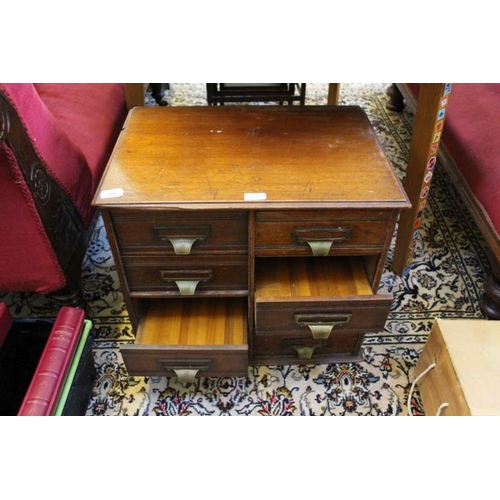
[121,298,248,382]
[253,257,392,363]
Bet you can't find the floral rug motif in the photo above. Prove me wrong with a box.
[87,339,423,416]
[0,83,490,416]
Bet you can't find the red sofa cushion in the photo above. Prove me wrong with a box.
[0,84,94,225]
[0,83,127,226]
[34,84,127,196]
[404,83,500,234]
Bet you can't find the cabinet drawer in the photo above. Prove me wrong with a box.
[253,257,392,363]
[253,297,391,364]
[255,296,393,336]
[255,210,392,256]
[112,210,248,255]
[255,295,392,339]
[252,331,364,363]
[122,255,248,295]
[121,299,248,379]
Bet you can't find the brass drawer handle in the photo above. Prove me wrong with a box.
[293,227,352,256]
[174,369,199,385]
[158,360,211,385]
[167,237,199,255]
[153,225,211,255]
[305,240,334,256]
[159,269,213,295]
[294,313,352,339]
[175,280,201,296]
[293,345,317,359]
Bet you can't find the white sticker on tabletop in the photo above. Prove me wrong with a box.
[244,192,267,201]
[100,188,124,199]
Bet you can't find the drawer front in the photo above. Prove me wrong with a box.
[255,210,391,256]
[122,255,248,295]
[121,345,249,378]
[254,296,391,362]
[112,210,248,255]
[252,331,363,360]
[255,296,392,335]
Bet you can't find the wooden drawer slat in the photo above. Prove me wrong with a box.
[255,257,374,298]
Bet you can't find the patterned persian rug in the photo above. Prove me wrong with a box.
[0,83,491,416]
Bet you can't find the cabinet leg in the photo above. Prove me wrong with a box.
[386,84,405,112]
[480,273,500,319]
[479,250,500,319]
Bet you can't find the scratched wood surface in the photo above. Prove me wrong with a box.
[94,106,409,210]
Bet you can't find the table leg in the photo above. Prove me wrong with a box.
[328,84,340,105]
[392,83,452,275]
[125,83,146,109]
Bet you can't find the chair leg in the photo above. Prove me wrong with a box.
[51,280,86,310]
[479,249,500,319]
[386,84,405,112]
[150,84,168,106]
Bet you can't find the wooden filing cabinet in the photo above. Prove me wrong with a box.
[93,105,410,383]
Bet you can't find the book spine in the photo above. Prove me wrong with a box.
[53,319,93,416]
[0,303,14,348]
[17,307,85,416]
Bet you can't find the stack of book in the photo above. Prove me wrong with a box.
[0,304,95,416]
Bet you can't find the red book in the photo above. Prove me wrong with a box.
[17,306,85,416]
[0,303,13,349]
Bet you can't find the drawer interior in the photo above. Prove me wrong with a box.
[135,298,247,346]
[121,298,249,378]
[255,256,374,299]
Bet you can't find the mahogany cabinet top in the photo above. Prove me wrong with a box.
[93,105,410,210]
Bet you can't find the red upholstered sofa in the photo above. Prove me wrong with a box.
[388,84,500,319]
[0,84,128,307]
